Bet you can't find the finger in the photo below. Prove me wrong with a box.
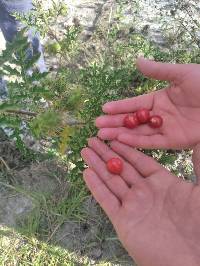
[97,127,159,140]
[81,148,129,200]
[110,141,162,177]
[96,114,159,131]
[83,168,121,220]
[96,114,127,128]
[88,137,142,185]
[102,93,153,114]
[192,144,200,184]
[136,57,187,83]
[118,133,168,149]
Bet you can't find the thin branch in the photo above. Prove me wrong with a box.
[47,222,63,243]
[0,157,10,171]
[5,109,37,117]
[107,3,114,38]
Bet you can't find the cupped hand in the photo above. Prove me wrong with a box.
[96,58,200,149]
[81,138,200,266]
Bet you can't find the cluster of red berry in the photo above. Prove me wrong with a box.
[123,108,163,129]
[106,109,163,175]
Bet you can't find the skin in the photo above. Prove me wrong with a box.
[95,57,200,149]
[81,138,200,266]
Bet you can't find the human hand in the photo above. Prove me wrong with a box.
[81,138,200,266]
[96,58,200,149]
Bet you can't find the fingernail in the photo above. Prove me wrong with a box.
[95,117,103,127]
[97,130,104,139]
[102,103,111,113]
[87,137,96,145]
[81,147,88,156]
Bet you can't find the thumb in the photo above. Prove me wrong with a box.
[136,57,186,83]
[192,143,200,184]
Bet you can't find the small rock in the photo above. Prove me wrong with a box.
[90,247,102,260]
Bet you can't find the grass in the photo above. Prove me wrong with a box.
[0,226,127,266]
[0,226,88,266]
[0,165,128,265]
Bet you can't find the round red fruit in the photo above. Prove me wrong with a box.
[136,108,150,124]
[124,113,139,129]
[107,158,123,175]
[149,115,163,128]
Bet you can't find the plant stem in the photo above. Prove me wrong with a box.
[5,109,37,117]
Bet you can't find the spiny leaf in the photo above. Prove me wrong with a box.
[30,110,62,138]
[2,65,21,76]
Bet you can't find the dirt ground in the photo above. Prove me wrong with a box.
[0,128,134,265]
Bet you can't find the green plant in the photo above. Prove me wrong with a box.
[65,1,198,189]
[1,0,196,210]
[14,0,68,38]
[0,0,82,155]
[15,0,81,65]
[0,28,48,154]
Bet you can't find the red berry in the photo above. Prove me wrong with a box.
[124,113,139,129]
[149,115,163,128]
[107,158,123,175]
[136,108,150,124]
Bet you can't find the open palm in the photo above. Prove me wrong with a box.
[81,138,200,266]
[96,58,200,149]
